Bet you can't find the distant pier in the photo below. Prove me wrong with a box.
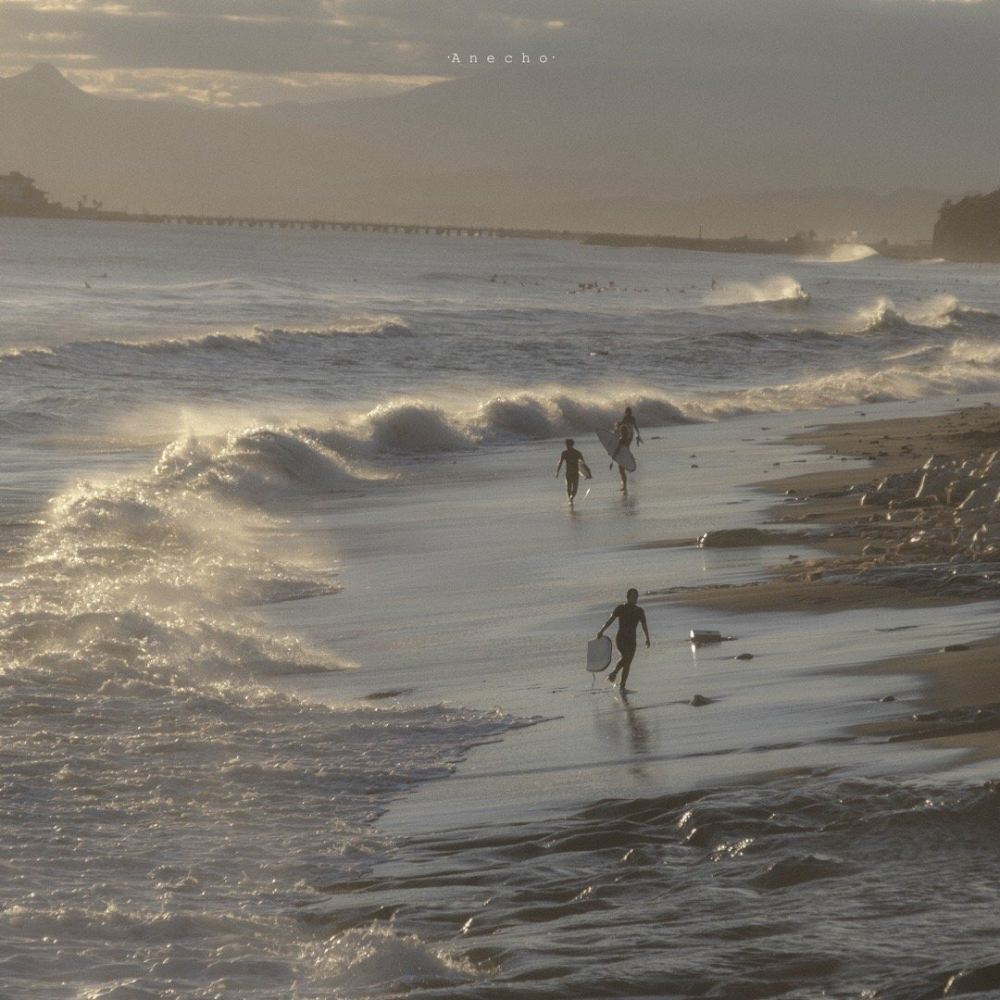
[151,214,578,241]
[0,205,937,260]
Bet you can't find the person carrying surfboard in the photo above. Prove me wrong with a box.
[596,588,650,691]
[556,438,589,503]
[619,406,643,448]
[609,422,634,491]
[609,407,643,491]
[596,425,636,491]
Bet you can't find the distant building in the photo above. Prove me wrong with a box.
[0,171,57,215]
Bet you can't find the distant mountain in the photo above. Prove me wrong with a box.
[0,64,953,238]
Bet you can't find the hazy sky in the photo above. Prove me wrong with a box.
[1,0,999,109]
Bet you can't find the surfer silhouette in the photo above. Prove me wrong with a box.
[609,423,632,490]
[620,406,643,447]
[556,438,587,503]
[597,588,650,691]
[608,407,642,491]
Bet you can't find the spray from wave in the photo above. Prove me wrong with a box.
[704,275,811,308]
[139,337,1000,485]
[851,295,1000,335]
[806,243,880,263]
[0,390,531,997]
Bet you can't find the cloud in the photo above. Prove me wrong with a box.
[1,0,999,108]
[62,65,448,104]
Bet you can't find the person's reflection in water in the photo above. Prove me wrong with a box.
[619,690,652,756]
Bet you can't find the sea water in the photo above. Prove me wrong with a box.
[2,218,999,998]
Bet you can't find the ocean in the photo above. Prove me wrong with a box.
[2,217,999,999]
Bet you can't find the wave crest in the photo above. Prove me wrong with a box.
[705,276,811,309]
[0,314,413,370]
[809,244,880,262]
[852,295,1000,335]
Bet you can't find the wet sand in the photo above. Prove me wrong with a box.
[675,401,1000,760]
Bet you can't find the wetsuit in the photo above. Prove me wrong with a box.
[607,602,647,687]
[560,447,584,499]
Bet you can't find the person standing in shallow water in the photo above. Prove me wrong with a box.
[619,406,643,448]
[609,406,642,492]
[597,588,650,690]
[556,438,587,503]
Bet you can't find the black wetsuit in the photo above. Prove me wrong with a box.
[607,602,647,686]
[560,447,584,498]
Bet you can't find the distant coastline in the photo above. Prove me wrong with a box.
[0,169,942,260]
[582,232,934,261]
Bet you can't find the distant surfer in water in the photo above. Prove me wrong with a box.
[609,407,642,491]
[556,438,587,503]
[596,588,650,691]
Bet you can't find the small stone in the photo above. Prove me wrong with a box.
[698,528,768,548]
[735,653,754,661]
[689,694,713,707]
[879,695,896,703]
[941,643,970,652]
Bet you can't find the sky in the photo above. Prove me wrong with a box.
[1,0,998,232]
[1,0,998,109]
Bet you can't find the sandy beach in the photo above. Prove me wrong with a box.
[674,403,1000,760]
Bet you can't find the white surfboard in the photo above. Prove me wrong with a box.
[596,428,637,472]
[587,635,613,672]
[579,461,593,480]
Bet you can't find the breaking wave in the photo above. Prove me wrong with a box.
[807,243,880,262]
[0,387,531,998]
[319,346,1000,453]
[704,275,812,309]
[136,339,1000,483]
[851,294,1000,335]
[685,339,1000,418]
[157,426,379,498]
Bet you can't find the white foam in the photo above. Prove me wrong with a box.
[317,925,474,992]
[0,433,524,997]
[806,243,880,263]
[704,275,811,308]
[846,294,1000,336]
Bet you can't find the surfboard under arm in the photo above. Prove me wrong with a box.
[595,429,636,473]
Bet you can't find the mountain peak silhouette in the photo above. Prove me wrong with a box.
[2,63,84,98]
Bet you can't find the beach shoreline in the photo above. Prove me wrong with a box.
[669,402,1000,760]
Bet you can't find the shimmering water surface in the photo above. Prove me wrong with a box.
[1,218,999,998]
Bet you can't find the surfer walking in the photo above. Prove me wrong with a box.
[619,406,643,448]
[609,407,642,491]
[597,588,650,691]
[556,438,588,503]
